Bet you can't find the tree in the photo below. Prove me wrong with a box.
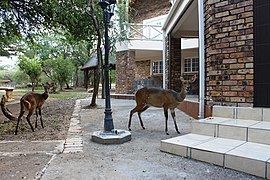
[44,56,75,90]
[0,0,57,56]
[53,0,104,106]
[85,0,104,107]
[24,32,90,89]
[1,0,127,106]
[17,56,42,91]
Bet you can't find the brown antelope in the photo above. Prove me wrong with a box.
[128,75,197,135]
[15,83,51,135]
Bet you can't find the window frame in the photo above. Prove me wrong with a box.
[184,57,199,73]
[152,60,163,75]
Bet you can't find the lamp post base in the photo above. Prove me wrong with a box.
[91,129,131,144]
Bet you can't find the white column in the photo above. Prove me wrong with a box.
[198,0,205,119]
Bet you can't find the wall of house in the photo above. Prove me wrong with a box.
[168,38,182,92]
[116,50,136,94]
[116,51,151,94]
[130,0,171,23]
[204,0,254,106]
[115,0,171,94]
[135,60,151,80]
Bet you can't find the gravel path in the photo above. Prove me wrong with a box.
[41,98,261,180]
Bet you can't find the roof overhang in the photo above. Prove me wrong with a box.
[163,0,198,38]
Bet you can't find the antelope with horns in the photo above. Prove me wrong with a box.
[15,83,51,135]
[128,74,197,135]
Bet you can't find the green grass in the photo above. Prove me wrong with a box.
[11,88,89,100]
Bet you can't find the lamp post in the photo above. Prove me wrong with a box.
[98,0,116,132]
[92,0,131,144]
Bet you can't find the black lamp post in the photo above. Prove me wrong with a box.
[98,0,116,132]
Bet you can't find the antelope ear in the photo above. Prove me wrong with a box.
[189,74,197,83]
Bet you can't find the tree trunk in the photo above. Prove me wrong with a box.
[65,82,70,89]
[87,0,103,107]
[90,67,100,106]
[75,67,79,88]
[31,81,35,92]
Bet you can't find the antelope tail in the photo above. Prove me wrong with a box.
[1,95,17,121]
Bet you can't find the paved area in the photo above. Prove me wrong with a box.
[1,98,261,180]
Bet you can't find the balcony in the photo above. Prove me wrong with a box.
[116,23,163,52]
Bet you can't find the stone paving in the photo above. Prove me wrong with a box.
[63,99,83,153]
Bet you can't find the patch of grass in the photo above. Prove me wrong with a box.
[12,88,89,100]
[49,91,89,100]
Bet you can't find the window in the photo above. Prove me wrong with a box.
[152,60,163,74]
[184,57,199,72]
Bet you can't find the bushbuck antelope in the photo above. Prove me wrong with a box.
[15,83,51,135]
[128,75,197,135]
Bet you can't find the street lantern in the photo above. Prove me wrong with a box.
[92,0,131,144]
[98,0,117,132]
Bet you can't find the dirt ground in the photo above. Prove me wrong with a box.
[0,93,79,180]
[0,96,75,141]
[0,96,261,180]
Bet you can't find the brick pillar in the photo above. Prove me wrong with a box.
[205,0,254,106]
[169,37,182,91]
[116,50,136,94]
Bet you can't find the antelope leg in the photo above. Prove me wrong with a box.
[170,108,180,134]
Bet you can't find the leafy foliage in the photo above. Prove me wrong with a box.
[24,32,90,88]
[0,0,124,102]
[0,0,57,55]
[44,55,75,90]
[17,56,42,91]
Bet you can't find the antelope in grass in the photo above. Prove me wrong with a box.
[15,83,51,135]
[128,75,197,135]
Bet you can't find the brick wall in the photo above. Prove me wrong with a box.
[130,0,170,23]
[135,60,151,80]
[116,50,136,94]
[116,51,151,94]
[205,0,254,106]
[169,38,182,92]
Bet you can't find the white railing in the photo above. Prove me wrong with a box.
[126,23,163,41]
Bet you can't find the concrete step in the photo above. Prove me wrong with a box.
[191,117,270,145]
[160,133,270,178]
[212,106,270,121]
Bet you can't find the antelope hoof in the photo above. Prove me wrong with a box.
[142,127,145,130]
[177,131,181,134]
[128,128,132,131]
[166,132,169,135]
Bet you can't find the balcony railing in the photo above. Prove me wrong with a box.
[126,23,163,41]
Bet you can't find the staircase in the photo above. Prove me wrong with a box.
[160,106,270,178]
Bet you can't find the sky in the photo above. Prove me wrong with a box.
[0,56,18,69]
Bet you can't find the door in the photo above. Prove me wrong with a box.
[254,1,270,107]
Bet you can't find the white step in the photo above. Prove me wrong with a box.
[212,106,270,121]
[160,133,270,178]
[161,106,270,178]
[191,117,270,145]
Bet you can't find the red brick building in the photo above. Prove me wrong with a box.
[116,0,270,117]
[115,0,171,94]
[163,0,270,116]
